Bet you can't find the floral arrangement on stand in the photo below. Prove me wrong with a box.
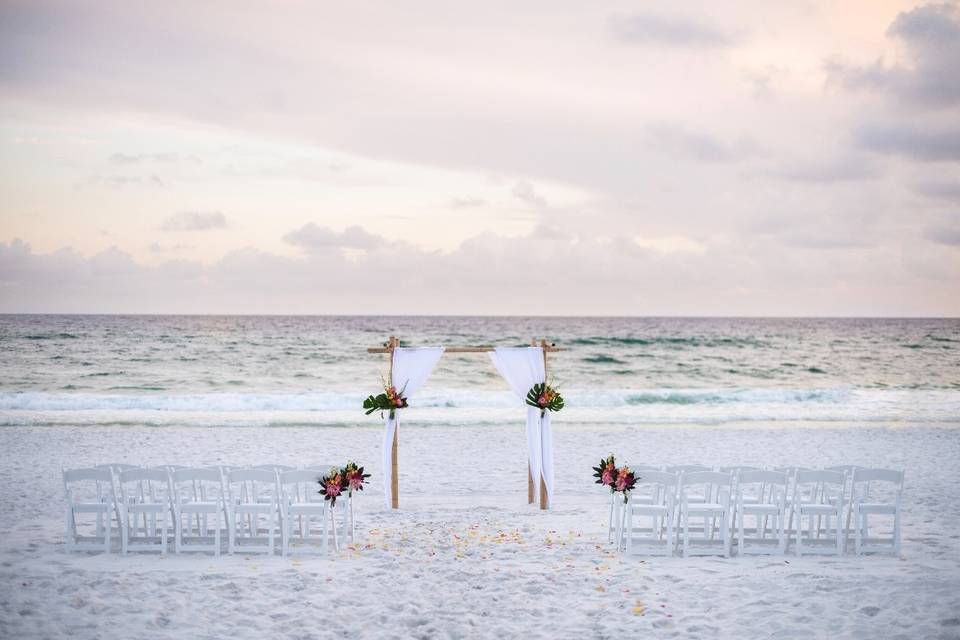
[363,379,408,419]
[525,382,564,417]
[318,461,370,506]
[592,454,638,503]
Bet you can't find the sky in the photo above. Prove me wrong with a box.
[0,0,958,316]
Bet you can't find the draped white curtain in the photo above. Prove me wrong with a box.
[382,347,444,507]
[488,347,553,506]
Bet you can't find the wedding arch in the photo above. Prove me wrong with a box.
[367,337,563,511]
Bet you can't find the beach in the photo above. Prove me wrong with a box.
[2,421,959,639]
[4,1,960,636]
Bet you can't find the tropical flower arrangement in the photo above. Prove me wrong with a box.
[318,461,370,506]
[363,378,408,419]
[343,461,370,494]
[592,454,617,489]
[592,454,638,503]
[525,382,564,417]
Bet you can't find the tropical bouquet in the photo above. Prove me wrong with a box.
[592,454,618,490]
[363,378,408,419]
[343,461,370,495]
[613,466,637,503]
[318,461,371,506]
[525,382,564,417]
[592,454,638,503]
[318,468,344,506]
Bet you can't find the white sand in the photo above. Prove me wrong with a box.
[1,423,959,639]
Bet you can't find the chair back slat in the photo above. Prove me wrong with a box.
[739,470,788,485]
[634,470,678,487]
[281,469,324,485]
[666,465,711,474]
[681,471,732,487]
[173,468,222,484]
[228,468,279,484]
[796,470,845,485]
[852,468,902,484]
[64,468,113,483]
[119,468,168,484]
[253,464,296,472]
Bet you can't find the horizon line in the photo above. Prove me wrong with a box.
[1,312,958,320]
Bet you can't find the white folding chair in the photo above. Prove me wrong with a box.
[679,471,733,557]
[775,466,813,539]
[94,463,139,538]
[825,465,865,545]
[666,465,712,548]
[792,470,845,556]
[736,470,788,555]
[608,464,661,547]
[170,468,224,556]
[64,468,114,553]
[624,471,677,556]
[225,469,280,554]
[720,465,762,536]
[279,469,338,555]
[117,468,170,555]
[236,465,291,534]
[851,468,903,556]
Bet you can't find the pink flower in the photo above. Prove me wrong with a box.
[347,470,363,490]
[615,474,628,491]
[325,480,341,497]
[601,469,614,486]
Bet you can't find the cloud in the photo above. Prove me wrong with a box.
[109,152,183,165]
[109,153,140,165]
[148,242,193,254]
[608,13,734,48]
[911,180,960,201]
[923,224,960,246]
[827,3,960,109]
[645,124,744,164]
[2,228,958,316]
[283,223,381,252]
[855,123,960,162]
[923,212,960,246]
[511,181,546,208]
[87,174,165,189]
[449,197,485,209]
[767,155,880,182]
[160,211,227,232]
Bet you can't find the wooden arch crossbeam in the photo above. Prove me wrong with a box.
[367,336,563,510]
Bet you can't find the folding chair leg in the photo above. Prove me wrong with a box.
[894,508,901,556]
[65,506,75,551]
[160,512,168,555]
[723,512,731,557]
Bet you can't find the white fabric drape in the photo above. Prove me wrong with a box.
[382,347,444,507]
[488,347,553,506]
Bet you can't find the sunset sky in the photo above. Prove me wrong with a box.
[1,0,958,315]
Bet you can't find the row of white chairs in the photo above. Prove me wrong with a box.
[609,465,904,557]
[63,463,356,556]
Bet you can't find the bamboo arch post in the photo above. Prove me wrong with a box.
[533,339,550,510]
[387,336,400,508]
[367,337,562,510]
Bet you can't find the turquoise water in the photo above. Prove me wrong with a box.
[1,315,957,426]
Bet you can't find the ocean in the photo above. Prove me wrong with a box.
[1,315,958,428]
